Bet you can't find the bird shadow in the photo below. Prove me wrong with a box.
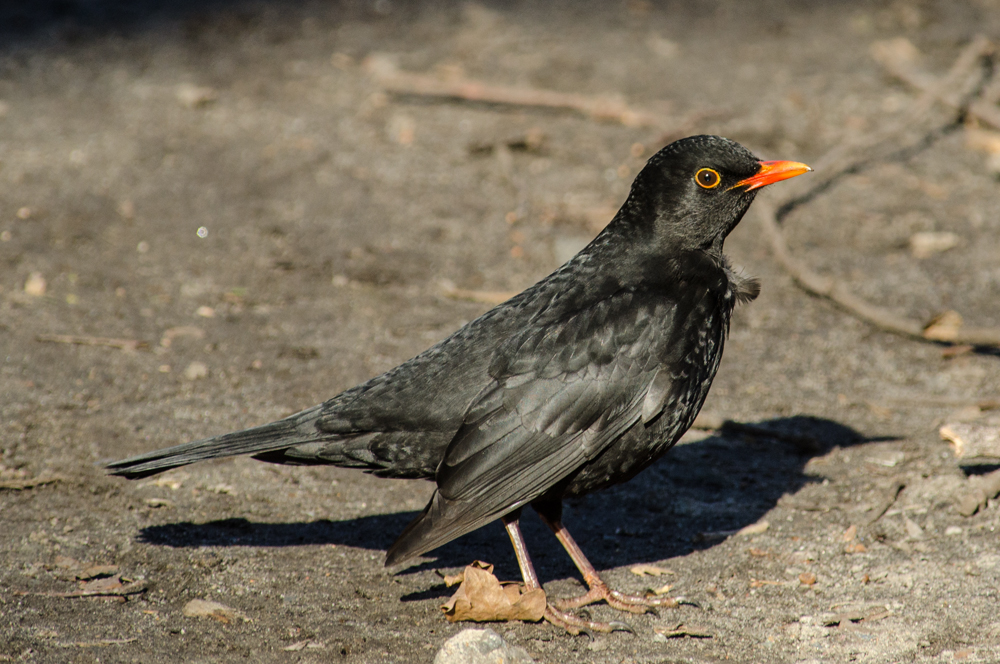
[138,415,877,586]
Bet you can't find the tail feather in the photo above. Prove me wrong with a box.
[106,405,324,479]
[384,489,523,567]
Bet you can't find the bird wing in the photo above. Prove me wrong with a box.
[385,288,689,565]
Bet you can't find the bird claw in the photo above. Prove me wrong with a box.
[551,579,680,616]
[543,604,633,637]
[609,620,635,634]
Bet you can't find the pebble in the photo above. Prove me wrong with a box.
[183,361,209,381]
[176,83,217,109]
[434,628,535,664]
[24,272,46,296]
[909,231,960,258]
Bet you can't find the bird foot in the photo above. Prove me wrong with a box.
[550,578,679,614]
[543,604,634,637]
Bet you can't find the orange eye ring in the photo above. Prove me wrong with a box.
[695,168,721,189]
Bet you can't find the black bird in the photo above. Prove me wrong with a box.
[108,135,810,633]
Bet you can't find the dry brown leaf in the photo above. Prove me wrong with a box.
[440,571,465,587]
[440,561,546,623]
[182,599,250,624]
[629,564,674,577]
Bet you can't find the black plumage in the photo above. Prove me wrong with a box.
[108,135,809,632]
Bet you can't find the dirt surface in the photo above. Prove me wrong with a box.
[2,1,1000,662]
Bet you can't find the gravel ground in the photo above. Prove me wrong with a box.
[2,2,999,663]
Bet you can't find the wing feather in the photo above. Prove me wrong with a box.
[385,289,683,565]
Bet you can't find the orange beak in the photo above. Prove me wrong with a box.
[733,160,812,192]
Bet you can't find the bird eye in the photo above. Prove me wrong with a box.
[695,168,721,189]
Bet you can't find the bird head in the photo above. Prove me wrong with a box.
[623,135,811,254]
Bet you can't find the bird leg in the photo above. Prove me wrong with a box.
[535,508,679,614]
[502,513,632,636]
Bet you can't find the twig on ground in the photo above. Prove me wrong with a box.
[364,55,666,127]
[0,475,63,490]
[36,334,146,351]
[13,581,147,599]
[864,480,905,525]
[872,35,1000,129]
[759,200,1000,347]
[55,639,137,648]
[801,36,991,185]
[759,36,1000,348]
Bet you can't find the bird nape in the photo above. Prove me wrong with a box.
[107,135,811,634]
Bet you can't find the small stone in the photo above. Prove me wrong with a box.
[24,272,46,296]
[903,515,924,539]
[909,231,960,258]
[434,628,535,664]
[183,361,209,381]
[646,35,680,59]
[118,200,135,219]
[196,306,215,318]
[182,599,248,623]
[176,83,217,109]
